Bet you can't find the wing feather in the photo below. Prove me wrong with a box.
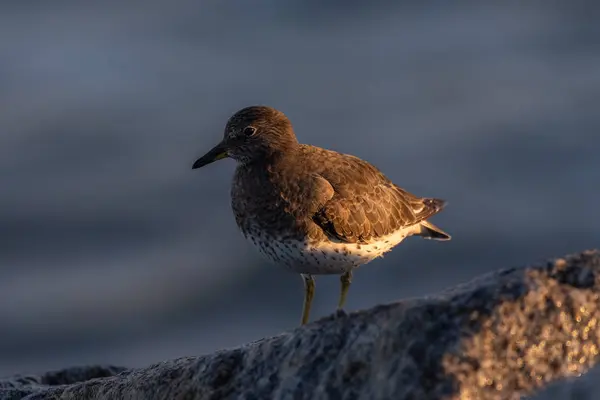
[305,147,446,244]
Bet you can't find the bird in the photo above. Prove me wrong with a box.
[192,105,450,325]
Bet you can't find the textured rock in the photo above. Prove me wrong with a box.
[530,363,600,400]
[0,366,126,399]
[2,250,599,400]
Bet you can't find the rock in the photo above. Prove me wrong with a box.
[2,250,599,400]
[530,363,600,400]
[0,366,126,399]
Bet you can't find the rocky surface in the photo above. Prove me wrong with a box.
[1,250,599,400]
[529,363,600,400]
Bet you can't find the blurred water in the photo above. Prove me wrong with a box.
[1,1,599,379]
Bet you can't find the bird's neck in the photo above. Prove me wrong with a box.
[244,141,300,168]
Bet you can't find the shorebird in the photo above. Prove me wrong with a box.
[192,106,450,325]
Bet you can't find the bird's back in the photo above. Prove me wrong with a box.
[294,144,448,244]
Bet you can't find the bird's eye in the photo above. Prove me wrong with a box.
[243,126,257,137]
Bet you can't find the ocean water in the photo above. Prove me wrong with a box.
[1,1,599,384]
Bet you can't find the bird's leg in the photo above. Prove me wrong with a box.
[300,274,315,325]
[337,270,353,312]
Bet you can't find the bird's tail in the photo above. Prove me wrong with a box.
[418,220,451,241]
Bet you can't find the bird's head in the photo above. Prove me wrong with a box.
[192,106,298,169]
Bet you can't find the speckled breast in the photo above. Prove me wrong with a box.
[242,225,411,275]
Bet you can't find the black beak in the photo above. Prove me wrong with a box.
[192,142,228,169]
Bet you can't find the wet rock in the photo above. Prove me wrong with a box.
[2,250,599,400]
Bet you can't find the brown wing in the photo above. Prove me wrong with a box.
[307,148,446,243]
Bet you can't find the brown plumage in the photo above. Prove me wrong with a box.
[192,105,450,325]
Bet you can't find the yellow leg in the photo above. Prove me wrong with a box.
[301,274,315,325]
[338,270,353,310]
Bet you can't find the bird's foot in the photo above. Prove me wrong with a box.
[334,308,348,319]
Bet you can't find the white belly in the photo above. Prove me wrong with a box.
[243,225,417,275]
